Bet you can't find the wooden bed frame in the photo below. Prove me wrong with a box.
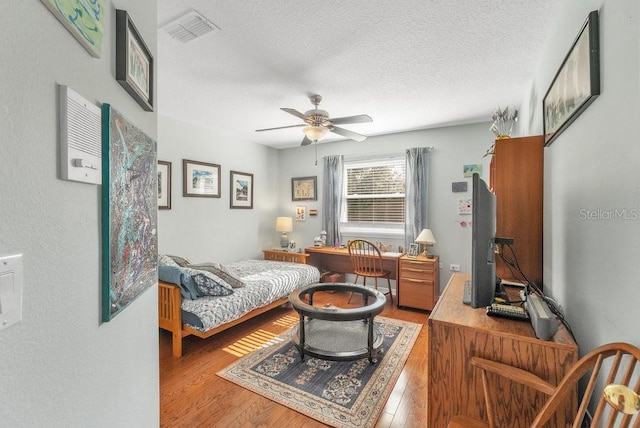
[158,251,309,357]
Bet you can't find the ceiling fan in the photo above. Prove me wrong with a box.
[255,95,373,146]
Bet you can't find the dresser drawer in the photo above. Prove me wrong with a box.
[401,259,436,273]
[399,279,434,310]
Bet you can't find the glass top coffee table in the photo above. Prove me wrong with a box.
[288,283,387,364]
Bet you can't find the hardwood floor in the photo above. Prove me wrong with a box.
[160,291,430,427]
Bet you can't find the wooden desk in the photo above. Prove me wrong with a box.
[428,273,578,427]
[304,246,402,280]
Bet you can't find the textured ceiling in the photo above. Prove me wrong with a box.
[157,0,559,149]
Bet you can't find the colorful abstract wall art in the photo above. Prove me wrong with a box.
[41,0,105,58]
[101,104,157,321]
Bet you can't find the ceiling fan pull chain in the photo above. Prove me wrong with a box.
[315,143,318,166]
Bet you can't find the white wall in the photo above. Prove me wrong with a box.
[158,115,280,263]
[0,2,159,426]
[521,0,639,350]
[277,123,495,292]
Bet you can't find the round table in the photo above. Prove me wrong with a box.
[288,283,387,364]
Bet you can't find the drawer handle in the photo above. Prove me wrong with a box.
[405,278,430,283]
[404,268,427,273]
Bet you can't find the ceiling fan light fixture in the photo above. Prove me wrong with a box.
[303,125,329,142]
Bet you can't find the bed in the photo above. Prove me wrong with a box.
[158,251,319,357]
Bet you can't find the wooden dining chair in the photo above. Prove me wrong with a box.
[347,239,393,304]
[448,342,640,428]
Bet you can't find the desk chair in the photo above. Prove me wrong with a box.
[448,342,640,428]
[347,239,393,304]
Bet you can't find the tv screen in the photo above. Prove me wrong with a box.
[471,173,497,308]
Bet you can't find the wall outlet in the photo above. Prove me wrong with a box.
[449,264,461,272]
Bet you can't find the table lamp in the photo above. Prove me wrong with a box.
[275,217,293,248]
[415,228,436,257]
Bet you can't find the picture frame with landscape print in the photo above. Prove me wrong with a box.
[291,176,317,201]
[157,160,171,209]
[543,10,600,146]
[230,170,253,209]
[183,159,221,198]
[116,9,154,111]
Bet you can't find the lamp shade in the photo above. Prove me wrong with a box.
[275,217,293,232]
[415,229,436,245]
[303,125,329,142]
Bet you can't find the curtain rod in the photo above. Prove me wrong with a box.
[323,146,435,161]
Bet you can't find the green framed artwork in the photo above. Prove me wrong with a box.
[101,104,157,321]
[41,0,105,58]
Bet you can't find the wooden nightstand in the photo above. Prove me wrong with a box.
[398,255,439,311]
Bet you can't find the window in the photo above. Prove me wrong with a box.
[341,156,405,237]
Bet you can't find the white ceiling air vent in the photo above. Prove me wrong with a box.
[162,10,219,43]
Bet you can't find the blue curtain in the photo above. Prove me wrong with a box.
[405,147,431,249]
[322,155,344,247]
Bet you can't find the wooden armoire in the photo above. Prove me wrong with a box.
[489,135,544,288]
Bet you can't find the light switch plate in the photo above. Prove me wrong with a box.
[0,254,23,331]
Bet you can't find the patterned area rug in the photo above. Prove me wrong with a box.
[217,316,421,427]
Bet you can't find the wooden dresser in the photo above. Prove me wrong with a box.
[397,255,439,311]
[428,273,578,427]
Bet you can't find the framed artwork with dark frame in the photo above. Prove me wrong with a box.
[543,10,600,146]
[230,170,254,209]
[183,159,221,198]
[157,160,171,209]
[291,176,317,201]
[116,9,154,111]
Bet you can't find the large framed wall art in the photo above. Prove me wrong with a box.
[543,10,600,146]
[101,104,157,321]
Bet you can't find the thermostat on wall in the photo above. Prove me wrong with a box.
[59,85,102,184]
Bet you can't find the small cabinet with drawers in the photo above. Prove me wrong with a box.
[398,255,439,311]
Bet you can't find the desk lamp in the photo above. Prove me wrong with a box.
[415,229,437,257]
[275,217,293,248]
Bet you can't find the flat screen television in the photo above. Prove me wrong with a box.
[471,173,497,308]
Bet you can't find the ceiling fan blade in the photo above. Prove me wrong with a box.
[330,126,367,142]
[281,108,308,121]
[330,114,373,125]
[255,123,305,132]
[300,135,313,146]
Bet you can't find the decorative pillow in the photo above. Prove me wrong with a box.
[191,273,234,297]
[158,254,180,267]
[157,265,199,300]
[166,254,192,267]
[187,262,246,288]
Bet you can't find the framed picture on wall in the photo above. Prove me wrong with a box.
[157,160,171,209]
[295,205,307,221]
[543,10,600,146]
[230,170,253,209]
[291,176,317,201]
[115,9,154,111]
[41,0,105,58]
[183,159,221,197]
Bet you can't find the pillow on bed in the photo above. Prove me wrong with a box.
[157,265,199,300]
[191,273,234,297]
[187,262,246,288]
[166,254,192,267]
[158,254,180,267]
